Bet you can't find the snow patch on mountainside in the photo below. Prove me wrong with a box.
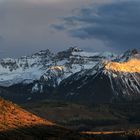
[105,58,140,73]
[0,47,117,87]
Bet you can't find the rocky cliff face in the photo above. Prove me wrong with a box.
[56,50,140,103]
[0,48,139,104]
[0,47,115,87]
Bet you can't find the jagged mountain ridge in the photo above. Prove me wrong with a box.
[0,47,139,103]
[0,49,53,87]
[0,47,116,87]
[56,50,140,103]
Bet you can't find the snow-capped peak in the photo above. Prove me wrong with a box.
[0,47,119,88]
[105,58,140,73]
[119,49,139,62]
[0,48,140,104]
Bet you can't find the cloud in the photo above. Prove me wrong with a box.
[0,36,3,40]
[0,0,95,58]
[55,1,140,51]
[50,24,65,30]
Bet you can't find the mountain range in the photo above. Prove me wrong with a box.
[0,47,139,104]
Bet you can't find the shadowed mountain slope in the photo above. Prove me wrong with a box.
[0,98,90,140]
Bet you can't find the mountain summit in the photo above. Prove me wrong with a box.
[0,48,139,104]
[0,47,115,87]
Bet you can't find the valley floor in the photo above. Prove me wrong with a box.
[1,98,140,140]
[21,100,140,139]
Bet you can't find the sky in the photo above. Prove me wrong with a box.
[0,0,140,58]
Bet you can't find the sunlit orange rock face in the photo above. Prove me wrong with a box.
[0,98,53,131]
[105,59,140,73]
